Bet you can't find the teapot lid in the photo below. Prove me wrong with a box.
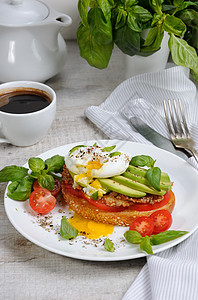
[0,0,49,26]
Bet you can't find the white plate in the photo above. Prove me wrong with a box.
[4,140,198,261]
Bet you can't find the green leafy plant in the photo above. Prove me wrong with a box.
[124,229,188,254]
[77,0,198,81]
[0,155,64,201]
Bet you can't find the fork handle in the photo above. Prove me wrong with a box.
[189,149,198,165]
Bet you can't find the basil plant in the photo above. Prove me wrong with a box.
[77,0,198,82]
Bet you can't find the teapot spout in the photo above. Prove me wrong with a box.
[54,14,72,28]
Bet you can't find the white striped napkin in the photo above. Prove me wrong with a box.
[85,66,198,300]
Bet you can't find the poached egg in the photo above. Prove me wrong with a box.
[65,144,131,198]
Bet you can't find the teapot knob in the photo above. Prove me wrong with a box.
[9,0,23,5]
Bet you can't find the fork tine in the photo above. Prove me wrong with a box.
[173,99,184,136]
[163,100,174,137]
[178,99,191,137]
[168,100,178,135]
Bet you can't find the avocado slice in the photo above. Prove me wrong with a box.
[112,175,166,196]
[127,165,171,182]
[123,171,171,191]
[98,178,146,198]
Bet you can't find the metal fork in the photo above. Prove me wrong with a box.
[163,99,198,164]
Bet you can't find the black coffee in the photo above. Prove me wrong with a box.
[0,87,52,114]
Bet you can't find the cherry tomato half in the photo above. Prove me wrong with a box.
[150,209,172,234]
[33,178,61,197]
[129,216,154,237]
[29,188,56,214]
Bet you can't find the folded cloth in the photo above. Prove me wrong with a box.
[85,66,198,167]
[85,66,198,300]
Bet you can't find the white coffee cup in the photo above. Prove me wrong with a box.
[0,81,56,146]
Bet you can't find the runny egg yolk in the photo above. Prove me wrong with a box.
[68,213,114,239]
[86,160,102,177]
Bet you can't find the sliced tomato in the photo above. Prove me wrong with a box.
[85,197,126,212]
[64,183,173,213]
[128,191,171,211]
[129,216,154,237]
[33,178,61,197]
[29,188,56,214]
[64,183,125,212]
[150,209,172,234]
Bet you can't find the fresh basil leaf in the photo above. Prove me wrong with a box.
[125,0,139,9]
[93,142,97,147]
[179,9,198,29]
[78,0,90,26]
[7,181,20,194]
[127,6,152,32]
[97,0,111,22]
[60,216,78,239]
[149,0,164,13]
[162,4,176,12]
[150,230,188,245]
[102,145,116,152]
[91,191,99,200]
[130,155,155,167]
[7,177,34,201]
[77,22,113,69]
[173,0,197,11]
[168,33,198,74]
[107,0,114,6]
[45,155,65,173]
[163,15,186,36]
[114,24,141,56]
[142,26,164,52]
[109,151,121,157]
[114,7,127,29]
[28,157,45,173]
[0,166,28,182]
[104,238,115,252]
[146,167,161,191]
[88,7,113,45]
[69,145,86,155]
[30,171,40,179]
[192,70,198,82]
[140,236,153,254]
[124,230,143,244]
[38,174,55,191]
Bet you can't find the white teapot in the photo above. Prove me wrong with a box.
[0,0,72,82]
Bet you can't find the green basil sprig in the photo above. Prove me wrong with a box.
[124,230,188,255]
[60,216,79,240]
[104,238,115,252]
[102,145,116,152]
[77,0,198,82]
[109,151,121,157]
[0,154,64,201]
[130,155,161,191]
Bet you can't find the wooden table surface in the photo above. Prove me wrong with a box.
[0,40,145,300]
